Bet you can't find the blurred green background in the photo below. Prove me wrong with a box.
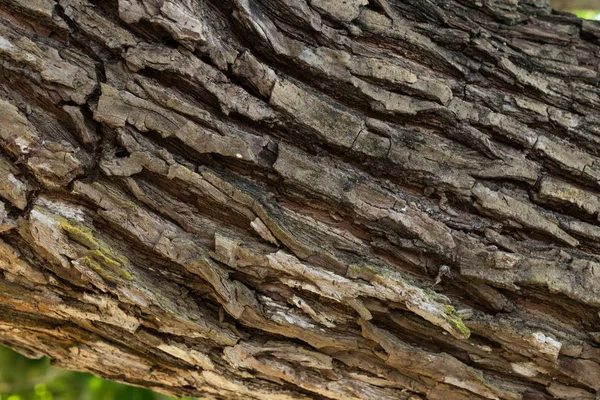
[571,9,600,18]
[0,345,190,400]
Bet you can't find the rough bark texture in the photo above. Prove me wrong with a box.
[1,0,600,399]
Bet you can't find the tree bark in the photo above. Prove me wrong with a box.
[0,0,600,399]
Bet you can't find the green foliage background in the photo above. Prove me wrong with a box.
[571,9,600,18]
[0,345,190,400]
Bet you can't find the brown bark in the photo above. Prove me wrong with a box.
[1,0,600,399]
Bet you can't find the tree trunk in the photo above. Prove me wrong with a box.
[1,0,600,399]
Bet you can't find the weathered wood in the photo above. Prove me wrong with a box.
[1,0,600,399]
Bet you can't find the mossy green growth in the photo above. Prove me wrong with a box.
[59,218,132,281]
[444,304,471,337]
[87,249,122,270]
[84,249,132,281]
[117,268,132,280]
[82,254,132,281]
[60,220,99,249]
[82,256,102,272]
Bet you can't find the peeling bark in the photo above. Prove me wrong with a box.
[1,0,600,399]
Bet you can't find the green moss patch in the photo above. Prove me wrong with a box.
[444,304,471,337]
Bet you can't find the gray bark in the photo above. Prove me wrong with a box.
[1,0,600,399]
